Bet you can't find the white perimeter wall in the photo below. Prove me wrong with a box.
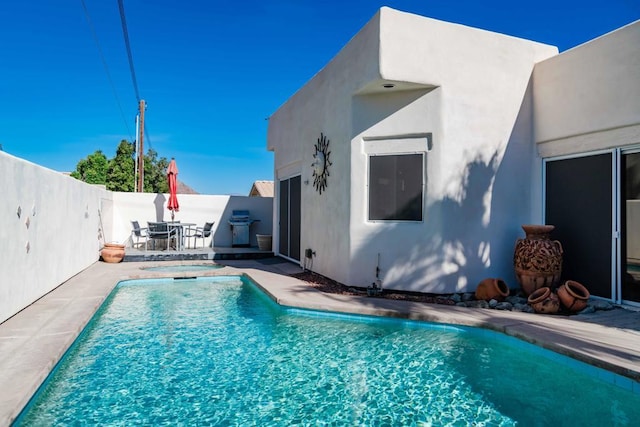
[0,151,273,324]
[534,20,640,157]
[108,192,273,248]
[0,152,107,323]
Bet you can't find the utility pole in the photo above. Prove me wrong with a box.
[136,99,146,192]
[134,115,139,191]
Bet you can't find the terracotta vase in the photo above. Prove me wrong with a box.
[527,286,560,314]
[101,243,125,263]
[557,280,590,312]
[513,225,563,296]
[475,278,509,301]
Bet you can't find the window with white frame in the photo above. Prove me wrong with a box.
[369,153,424,221]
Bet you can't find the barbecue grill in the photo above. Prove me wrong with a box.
[228,210,260,247]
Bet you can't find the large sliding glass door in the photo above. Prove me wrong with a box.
[278,176,301,261]
[622,151,640,303]
[545,149,640,305]
[545,153,614,300]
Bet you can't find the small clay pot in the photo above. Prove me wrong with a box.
[557,280,590,312]
[101,243,125,263]
[527,286,560,314]
[475,278,509,301]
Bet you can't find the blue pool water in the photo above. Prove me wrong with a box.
[15,277,640,425]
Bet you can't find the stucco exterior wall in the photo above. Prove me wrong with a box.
[269,7,558,293]
[0,152,107,323]
[267,11,383,284]
[534,20,640,157]
[349,8,558,292]
[109,192,273,248]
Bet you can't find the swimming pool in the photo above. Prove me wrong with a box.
[15,276,640,425]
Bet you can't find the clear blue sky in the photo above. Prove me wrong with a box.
[1,1,638,195]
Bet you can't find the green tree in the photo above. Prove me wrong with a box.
[71,140,171,193]
[143,148,169,193]
[107,140,136,192]
[70,150,108,184]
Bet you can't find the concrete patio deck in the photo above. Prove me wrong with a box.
[1,257,639,425]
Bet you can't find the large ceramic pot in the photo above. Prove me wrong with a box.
[513,225,563,296]
[557,280,590,312]
[527,286,560,314]
[256,234,272,251]
[475,278,509,301]
[101,243,125,263]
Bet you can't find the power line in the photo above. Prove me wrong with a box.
[117,0,155,190]
[117,0,141,102]
[80,0,133,140]
[117,1,153,151]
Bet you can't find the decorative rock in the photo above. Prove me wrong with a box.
[506,295,528,305]
[591,300,615,311]
[489,299,498,308]
[578,305,596,315]
[450,293,462,303]
[462,292,476,302]
[495,302,513,311]
[466,300,489,309]
[512,303,530,312]
[436,297,455,305]
[455,302,467,307]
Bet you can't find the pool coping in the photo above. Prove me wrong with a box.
[1,259,639,425]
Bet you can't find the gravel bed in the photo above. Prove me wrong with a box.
[289,271,615,315]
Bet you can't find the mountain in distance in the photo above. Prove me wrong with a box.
[177,180,198,194]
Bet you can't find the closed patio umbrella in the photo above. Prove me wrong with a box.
[167,158,179,221]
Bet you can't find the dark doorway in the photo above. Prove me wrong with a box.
[545,154,613,299]
[278,176,301,261]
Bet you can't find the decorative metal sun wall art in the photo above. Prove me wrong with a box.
[312,132,332,194]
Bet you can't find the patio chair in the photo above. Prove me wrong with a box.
[130,221,149,249]
[146,221,178,250]
[185,221,215,249]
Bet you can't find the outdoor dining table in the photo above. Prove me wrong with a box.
[166,222,196,251]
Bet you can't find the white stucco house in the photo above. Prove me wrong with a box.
[267,7,640,305]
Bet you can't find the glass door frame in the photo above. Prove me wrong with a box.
[619,146,640,307]
[544,146,640,307]
[277,174,302,263]
[542,149,619,303]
